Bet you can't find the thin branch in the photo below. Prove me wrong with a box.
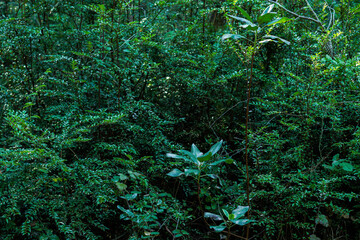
[266,0,323,28]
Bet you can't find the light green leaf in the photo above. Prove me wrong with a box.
[263,35,290,45]
[232,206,249,218]
[340,162,354,172]
[228,15,255,26]
[204,212,223,221]
[267,17,292,26]
[210,224,226,232]
[191,144,202,157]
[222,209,230,218]
[167,169,184,177]
[231,219,254,226]
[184,168,200,176]
[222,34,248,42]
[257,12,277,24]
[209,140,223,155]
[262,4,275,15]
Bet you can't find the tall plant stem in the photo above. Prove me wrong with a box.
[245,48,255,240]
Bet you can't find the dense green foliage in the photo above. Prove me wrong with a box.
[0,0,359,239]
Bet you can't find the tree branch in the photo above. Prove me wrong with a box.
[266,0,324,29]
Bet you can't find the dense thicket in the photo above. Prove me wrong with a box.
[0,0,359,239]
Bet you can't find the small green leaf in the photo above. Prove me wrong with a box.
[210,224,226,232]
[198,151,212,162]
[206,174,219,179]
[228,214,235,220]
[167,169,184,177]
[231,219,254,226]
[116,183,127,191]
[204,212,223,221]
[262,4,275,15]
[316,214,329,227]
[222,209,230,218]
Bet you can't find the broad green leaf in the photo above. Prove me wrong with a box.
[340,162,354,171]
[239,24,259,31]
[184,168,200,176]
[222,34,248,42]
[228,15,255,26]
[231,219,254,226]
[263,35,290,45]
[262,4,275,15]
[198,151,212,162]
[204,212,223,221]
[257,12,277,24]
[267,17,292,26]
[191,144,202,157]
[210,158,234,166]
[238,7,252,21]
[232,206,249,218]
[167,169,184,177]
[210,224,226,232]
[209,140,223,155]
[178,150,199,164]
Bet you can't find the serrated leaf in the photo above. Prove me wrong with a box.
[204,212,223,221]
[232,206,249,218]
[167,169,184,177]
